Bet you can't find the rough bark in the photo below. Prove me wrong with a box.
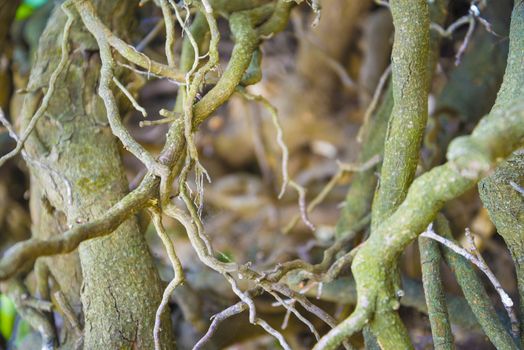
[479,152,524,339]
[20,1,174,348]
[419,236,454,349]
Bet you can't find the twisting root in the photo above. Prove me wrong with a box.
[0,1,74,168]
[149,207,185,350]
[159,0,176,67]
[171,0,219,211]
[76,0,169,179]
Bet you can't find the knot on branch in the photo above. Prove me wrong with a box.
[447,136,491,179]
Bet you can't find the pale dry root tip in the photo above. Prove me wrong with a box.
[509,180,524,196]
[149,207,185,350]
[236,88,289,199]
[290,180,316,232]
[0,2,74,168]
[421,224,519,337]
[113,77,148,117]
[193,302,247,350]
[283,155,380,234]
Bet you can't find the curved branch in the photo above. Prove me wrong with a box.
[313,2,524,348]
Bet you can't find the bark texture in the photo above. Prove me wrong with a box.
[20,1,174,348]
[479,152,524,338]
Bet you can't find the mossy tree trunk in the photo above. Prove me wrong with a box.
[19,1,174,348]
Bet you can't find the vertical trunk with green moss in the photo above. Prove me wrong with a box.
[20,1,174,348]
[479,153,524,339]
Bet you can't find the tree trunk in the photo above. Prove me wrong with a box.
[20,1,174,348]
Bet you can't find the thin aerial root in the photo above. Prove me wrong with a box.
[269,290,320,340]
[284,156,380,233]
[193,302,247,350]
[357,65,391,142]
[454,17,475,66]
[159,0,176,67]
[255,318,292,350]
[237,88,290,199]
[76,0,169,179]
[429,2,497,66]
[113,77,147,117]
[290,180,316,232]
[225,273,257,323]
[149,208,185,350]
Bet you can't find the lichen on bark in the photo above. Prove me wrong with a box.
[19,1,175,348]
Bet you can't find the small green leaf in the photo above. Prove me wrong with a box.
[0,294,16,340]
[216,251,234,263]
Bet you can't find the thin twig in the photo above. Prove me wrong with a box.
[421,224,519,336]
[283,156,380,233]
[238,88,289,198]
[113,77,148,117]
[193,302,247,350]
[357,65,391,142]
